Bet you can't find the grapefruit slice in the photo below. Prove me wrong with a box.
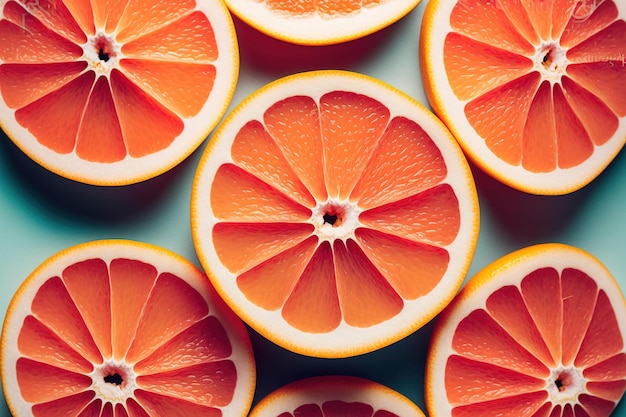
[0,0,238,185]
[225,0,422,45]
[426,243,626,417]
[420,0,626,195]
[191,70,479,358]
[250,375,426,417]
[0,239,256,417]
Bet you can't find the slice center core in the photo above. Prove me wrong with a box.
[535,42,568,82]
[312,200,360,240]
[84,32,121,75]
[104,372,123,385]
[91,361,137,403]
[547,366,585,405]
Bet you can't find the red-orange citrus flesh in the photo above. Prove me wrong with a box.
[250,376,426,417]
[191,70,479,358]
[420,0,626,195]
[426,243,626,417]
[1,240,256,417]
[0,0,238,185]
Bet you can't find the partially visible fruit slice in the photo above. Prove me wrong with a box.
[250,375,426,417]
[420,0,626,195]
[0,0,239,185]
[191,70,479,358]
[225,0,422,45]
[426,243,626,417]
[1,239,256,417]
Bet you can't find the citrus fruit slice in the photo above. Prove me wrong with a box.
[191,70,479,358]
[0,0,238,185]
[250,375,426,417]
[1,239,256,417]
[426,243,626,417]
[225,0,422,45]
[420,0,626,195]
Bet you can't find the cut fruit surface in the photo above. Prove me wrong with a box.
[0,240,256,417]
[191,70,479,358]
[420,0,626,195]
[224,0,422,45]
[250,375,426,417]
[426,243,626,417]
[0,0,238,185]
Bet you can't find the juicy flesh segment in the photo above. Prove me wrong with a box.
[446,267,626,417]
[444,0,625,172]
[16,258,237,416]
[278,400,400,417]
[0,0,218,162]
[211,91,461,333]
[262,0,385,19]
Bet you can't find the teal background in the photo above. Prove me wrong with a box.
[1,1,625,416]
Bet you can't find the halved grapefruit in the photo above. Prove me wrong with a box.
[426,243,626,417]
[191,70,479,358]
[420,0,626,194]
[1,239,256,417]
[0,0,239,185]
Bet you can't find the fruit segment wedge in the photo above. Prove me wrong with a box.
[192,70,479,358]
[0,0,238,185]
[426,243,626,417]
[1,240,256,417]
[420,0,626,194]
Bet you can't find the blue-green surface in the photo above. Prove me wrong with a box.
[1,2,625,416]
